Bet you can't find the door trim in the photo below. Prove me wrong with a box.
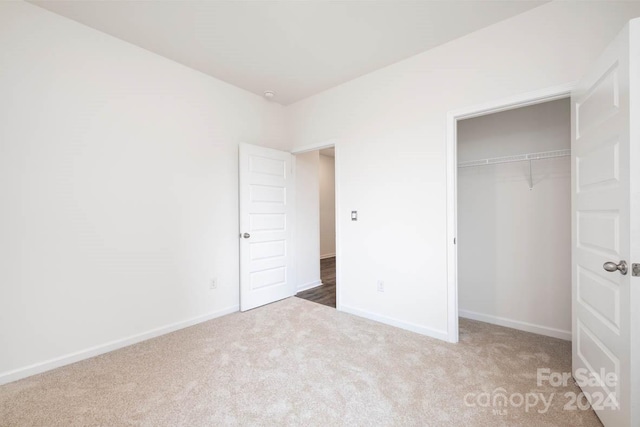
[445,82,576,343]
[291,139,342,311]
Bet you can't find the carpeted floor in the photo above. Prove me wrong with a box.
[0,298,601,426]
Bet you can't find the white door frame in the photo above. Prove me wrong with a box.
[445,83,576,343]
[291,139,342,310]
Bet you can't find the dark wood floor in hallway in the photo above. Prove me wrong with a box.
[295,257,336,308]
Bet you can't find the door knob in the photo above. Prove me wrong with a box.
[603,260,627,275]
[242,233,250,239]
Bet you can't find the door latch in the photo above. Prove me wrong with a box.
[633,263,640,277]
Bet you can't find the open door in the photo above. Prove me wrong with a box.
[571,19,639,426]
[239,143,295,311]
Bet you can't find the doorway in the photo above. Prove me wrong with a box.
[456,98,571,340]
[294,146,337,308]
[445,83,575,343]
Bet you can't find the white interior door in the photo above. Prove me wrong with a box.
[239,143,295,311]
[572,19,639,427]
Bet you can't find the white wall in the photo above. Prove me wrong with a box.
[295,151,321,291]
[319,154,336,259]
[0,2,285,383]
[285,1,640,340]
[457,99,571,339]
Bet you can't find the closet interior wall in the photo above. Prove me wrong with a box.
[457,98,572,339]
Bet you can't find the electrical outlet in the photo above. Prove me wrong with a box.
[377,280,384,292]
[210,278,217,290]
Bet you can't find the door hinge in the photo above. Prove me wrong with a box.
[632,263,640,277]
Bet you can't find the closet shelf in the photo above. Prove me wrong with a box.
[457,149,571,169]
[458,148,571,190]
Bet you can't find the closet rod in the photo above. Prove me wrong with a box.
[457,149,571,169]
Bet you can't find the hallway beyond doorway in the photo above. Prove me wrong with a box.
[295,257,336,308]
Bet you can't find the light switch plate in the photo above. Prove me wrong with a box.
[351,211,357,221]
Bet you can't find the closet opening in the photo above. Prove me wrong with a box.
[455,97,572,342]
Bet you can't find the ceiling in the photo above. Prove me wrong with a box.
[29,0,547,105]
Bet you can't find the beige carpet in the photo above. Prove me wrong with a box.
[0,297,601,426]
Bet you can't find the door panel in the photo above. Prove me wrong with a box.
[239,143,294,311]
[576,266,620,333]
[572,21,634,427]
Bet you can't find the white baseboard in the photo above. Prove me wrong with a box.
[459,309,571,341]
[0,305,239,386]
[320,253,336,260]
[296,280,323,293]
[340,305,449,342]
